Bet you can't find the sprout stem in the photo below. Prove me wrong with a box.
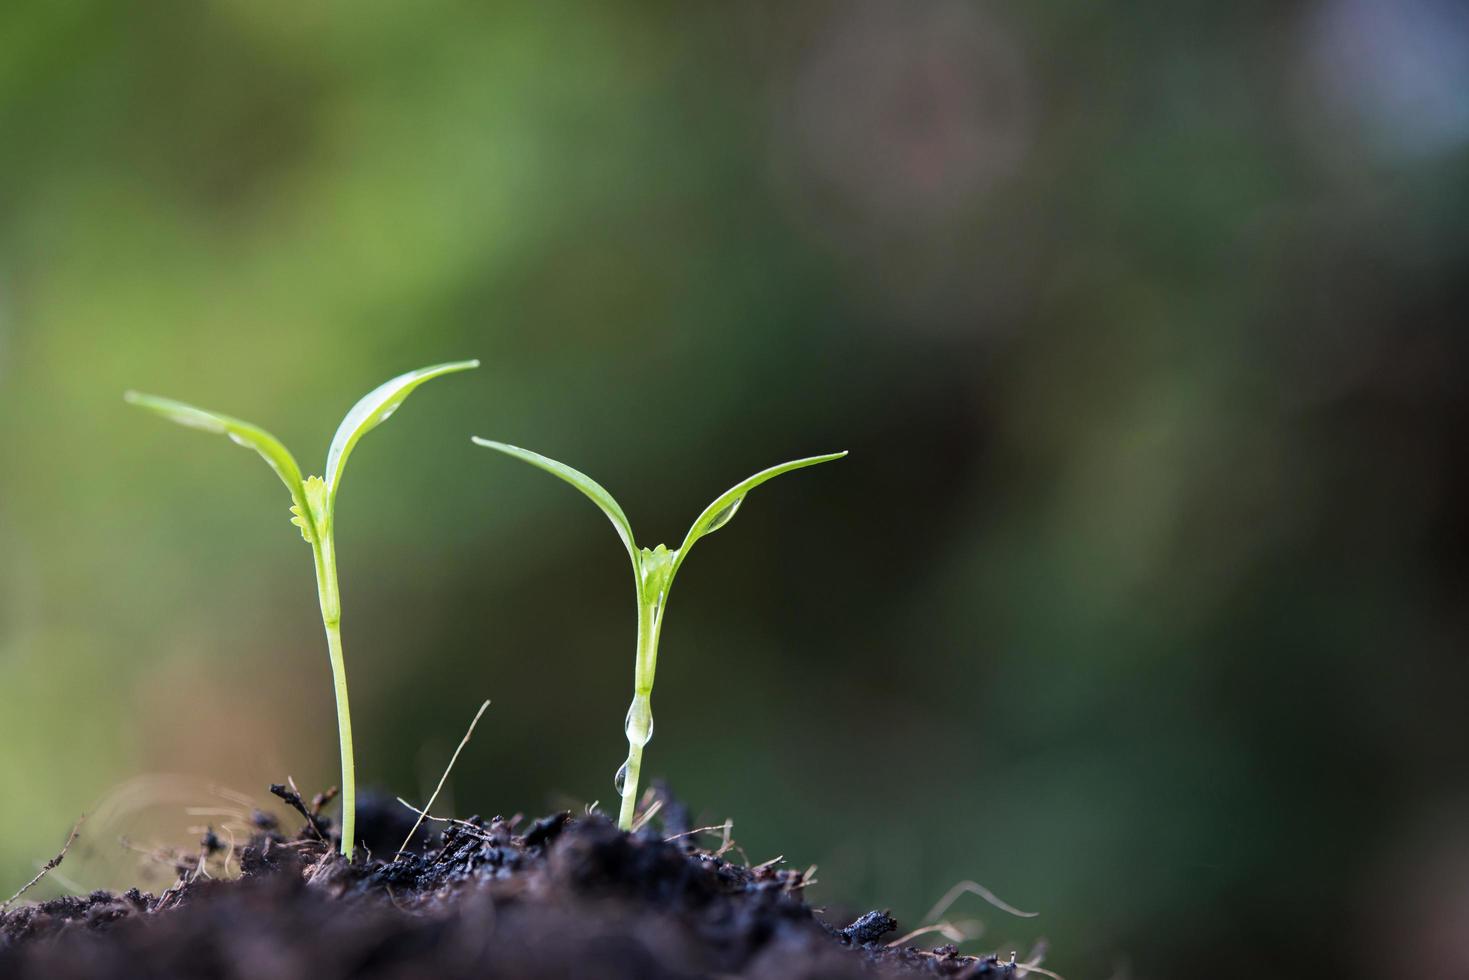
[618,593,661,829]
[312,531,355,859]
[616,704,647,830]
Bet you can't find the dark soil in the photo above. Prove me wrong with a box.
[0,785,1033,979]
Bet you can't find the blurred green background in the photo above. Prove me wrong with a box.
[3,2,1469,977]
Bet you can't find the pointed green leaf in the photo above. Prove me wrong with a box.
[673,451,846,575]
[325,360,479,505]
[124,391,307,501]
[471,438,639,565]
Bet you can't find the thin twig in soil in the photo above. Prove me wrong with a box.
[270,781,326,842]
[1013,952,1067,980]
[310,786,339,818]
[663,818,754,869]
[397,699,491,859]
[2,815,85,912]
[629,799,663,833]
[190,843,211,881]
[886,920,976,948]
[714,818,735,856]
[395,799,494,839]
[922,879,1037,924]
[684,816,744,862]
[663,822,732,843]
[219,824,239,878]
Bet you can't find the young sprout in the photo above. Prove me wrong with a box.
[125,361,479,859]
[471,438,845,830]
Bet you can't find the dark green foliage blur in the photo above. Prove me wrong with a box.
[2,3,1467,977]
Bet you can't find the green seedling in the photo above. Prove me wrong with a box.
[471,438,845,830]
[126,360,479,859]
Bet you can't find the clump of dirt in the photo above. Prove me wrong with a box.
[0,786,1032,979]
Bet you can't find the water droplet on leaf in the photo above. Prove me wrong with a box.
[704,495,744,534]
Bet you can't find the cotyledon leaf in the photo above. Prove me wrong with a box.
[470,438,639,567]
[672,451,847,578]
[324,360,480,506]
[123,392,307,501]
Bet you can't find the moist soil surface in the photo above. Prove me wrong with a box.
[0,785,1032,979]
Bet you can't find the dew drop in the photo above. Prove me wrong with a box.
[624,703,654,747]
[613,761,629,795]
[704,495,745,534]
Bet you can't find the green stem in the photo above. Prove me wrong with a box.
[313,531,356,859]
[617,594,661,830]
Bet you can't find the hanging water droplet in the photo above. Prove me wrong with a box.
[704,495,745,534]
[613,761,629,795]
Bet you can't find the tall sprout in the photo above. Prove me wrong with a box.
[472,439,845,829]
[126,360,479,858]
